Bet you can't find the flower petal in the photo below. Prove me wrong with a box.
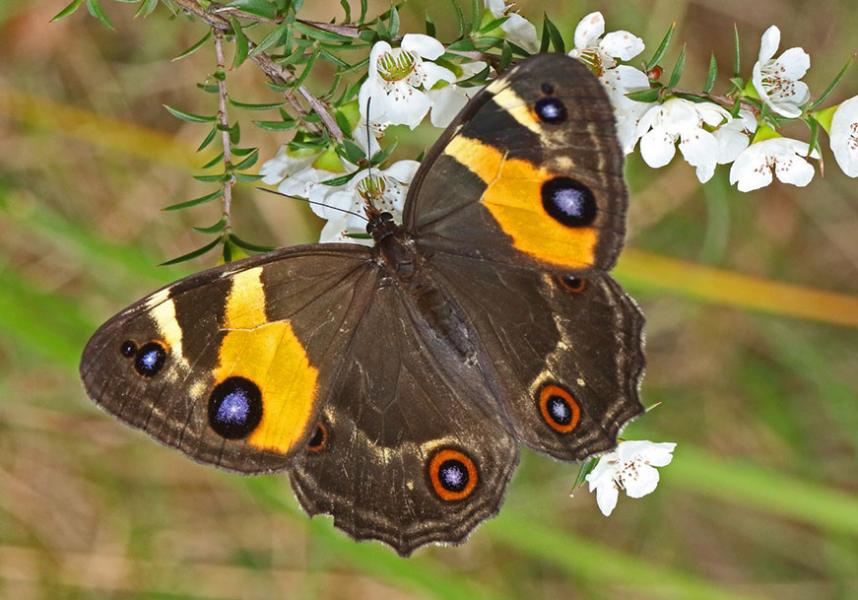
[429,85,470,128]
[775,154,816,187]
[830,96,858,177]
[639,442,677,467]
[378,84,432,129]
[367,40,393,81]
[775,47,811,80]
[758,25,780,63]
[679,128,719,182]
[594,480,619,516]
[422,61,457,90]
[599,30,645,61]
[401,33,445,60]
[622,464,660,498]
[640,127,677,168]
[573,11,605,51]
[485,0,506,16]
[502,13,539,53]
[383,159,420,184]
[730,146,773,192]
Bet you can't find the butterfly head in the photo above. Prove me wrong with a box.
[365,209,398,244]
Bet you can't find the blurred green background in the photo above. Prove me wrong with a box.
[1,0,857,598]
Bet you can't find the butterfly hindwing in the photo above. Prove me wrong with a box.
[426,253,645,460]
[290,281,519,556]
[80,245,378,473]
[405,54,627,271]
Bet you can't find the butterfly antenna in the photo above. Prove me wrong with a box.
[255,187,369,222]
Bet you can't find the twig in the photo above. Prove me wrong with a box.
[173,0,343,142]
[213,30,234,231]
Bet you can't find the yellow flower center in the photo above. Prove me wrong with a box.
[377,50,417,82]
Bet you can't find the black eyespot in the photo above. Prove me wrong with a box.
[208,377,263,439]
[556,274,588,294]
[541,82,554,95]
[120,340,137,358]
[535,97,567,124]
[438,459,469,492]
[134,342,166,376]
[541,177,597,227]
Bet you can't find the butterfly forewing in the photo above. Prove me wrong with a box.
[80,245,377,473]
[405,54,628,272]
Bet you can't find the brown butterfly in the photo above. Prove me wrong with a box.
[80,54,644,555]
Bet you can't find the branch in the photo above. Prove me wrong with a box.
[173,0,343,142]
[213,30,234,231]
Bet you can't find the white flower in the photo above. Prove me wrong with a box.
[830,96,858,177]
[729,136,820,192]
[259,147,318,186]
[427,61,488,128]
[599,65,654,154]
[752,25,810,118]
[484,0,538,53]
[637,98,733,183]
[586,440,676,516]
[713,108,757,166]
[359,34,456,130]
[569,11,645,74]
[318,160,420,245]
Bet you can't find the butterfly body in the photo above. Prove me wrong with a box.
[81,54,645,555]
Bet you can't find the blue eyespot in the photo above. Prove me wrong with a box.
[438,459,469,492]
[547,396,572,425]
[535,97,567,124]
[134,342,166,376]
[208,377,263,439]
[541,177,597,227]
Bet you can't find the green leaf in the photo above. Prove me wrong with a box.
[450,0,465,38]
[293,21,353,42]
[194,217,228,234]
[500,40,513,70]
[359,0,368,23]
[175,31,212,62]
[425,14,436,37]
[388,6,400,39]
[646,21,676,71]
[193,173,230,183]
[571,458,598,490]
[704,53,718,94]
[253,119,296,131]
[234,149,260,170]
[543,14,565,53]
[626,88,660,103]
[229,233,274,253]
[162,189,224,211]
[339,0,350,21]
[250,22,290,58]
[85,0,115,30]
[160,237,222,266]
[50,0,84,22]
[805,116,821,158]
[231,18,250,68]
[321,170,360,186]
[479,16,509,34]
[135,0,160,18]
[667,44,687,88]
[732,23,741,77]
[337,140,366,165]
[370,141,398,166]
[163,104,217,123]
[229,122,241,145]
[293,49,319,87]
[538,16,550,53]
[229,98,284,110]
[197,126,219,151]
[201,151,225,169]
[226,0,277,20]
[234,172,263,183]
[808,54,855,111]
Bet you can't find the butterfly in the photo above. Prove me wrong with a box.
[80,53,645,556]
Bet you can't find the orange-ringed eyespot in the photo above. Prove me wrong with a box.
[208,377,263,439]
[428,448,478,501]
[307,422,328,452]
[134,342,166,376]
[538,384,581,433]
[542,177,597,228]
[556,274,588,294]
